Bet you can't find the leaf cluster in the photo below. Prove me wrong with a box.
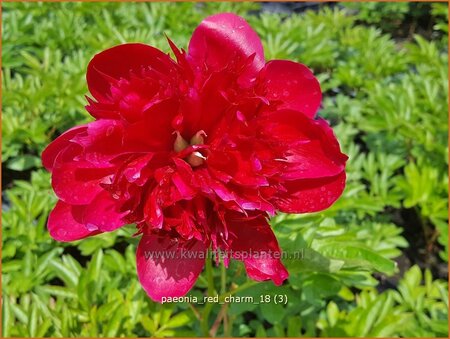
[2,2,448,338]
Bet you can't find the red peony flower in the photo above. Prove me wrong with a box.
[42,13,347,302]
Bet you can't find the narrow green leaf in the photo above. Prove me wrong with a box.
[318,243,396,275]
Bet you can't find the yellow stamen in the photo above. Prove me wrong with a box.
[190,130,207,145]
[187,151,206,167]
[173,131,189,152]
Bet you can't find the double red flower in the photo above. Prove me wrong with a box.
[43,13,347,302]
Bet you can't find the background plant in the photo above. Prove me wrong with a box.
[2,2,448,337]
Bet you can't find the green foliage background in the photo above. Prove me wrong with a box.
[2,2,449,337]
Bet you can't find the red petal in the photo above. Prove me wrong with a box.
[122,153,155,185]
[136,234,207,302]
[263,60,321,118]
[179,72,229,137]
[83,191,127,232]
[86,43,175,102]
[259,112,347,180]
[188,13,264,79]
[208,150,269,187]
[227,213,288,285]
[42,125,87,171]
[48,201,101,242]
[143,190,164,229]
[124,99,179,152]
[72,119,125,167]
[274,171,346,213]
[51,148,114,205]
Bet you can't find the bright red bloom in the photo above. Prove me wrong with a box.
[42,13,347,302]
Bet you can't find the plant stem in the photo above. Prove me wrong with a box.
[218,280,257,299]
[219,262,227,336]
[201,303,213,337]
[206,254,214,296]
[220,262,226,294]
[201,255,215,337]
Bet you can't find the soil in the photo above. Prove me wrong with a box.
[1,165,33,191]
[399,207,448,279]
[377,207,448,292]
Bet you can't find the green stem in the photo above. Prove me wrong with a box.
[206,254,214,296]
[220,262,226,294]
[225,314,234,337]
[201,303,213,337]
[201,255,215,337]
[219,280,257,299]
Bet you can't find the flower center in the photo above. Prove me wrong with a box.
[173,130,207,167]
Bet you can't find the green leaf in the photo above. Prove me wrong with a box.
[165,312,193,329]
[141,315,156,335]
[2,297,12,338]
[284,247,345,274]
[105,306,124,337]
[27,303,38,337]
[317,243,396,275]
[287,316,302,337]
[255,324,267,337]
[7,155,41,171]
[36,318,52,338]
[260,301,286,325]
